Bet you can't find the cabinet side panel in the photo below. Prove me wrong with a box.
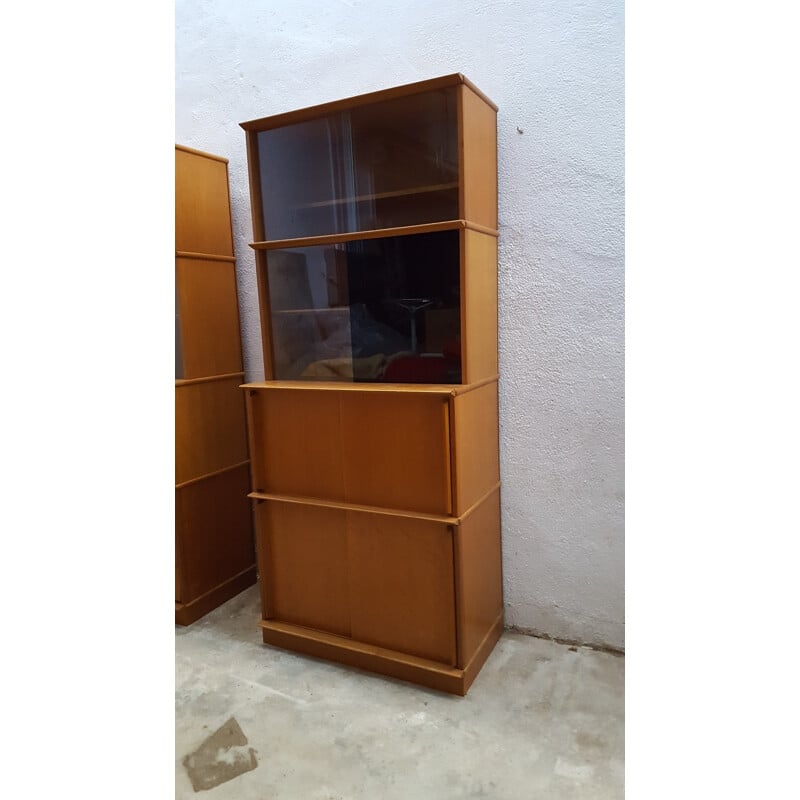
[340,392,451,514]
[249,389,345,499]
[460,86,498,231]
[257,501,351,637]
[175,465,255,602]
[175,148,234,256]
[176,257,244,378]
[453,380,500,514]
[463,229,499,384]
[175,514,183,603]
[175,377,249,484]
[454,487,503,668]
[348,512,457,665]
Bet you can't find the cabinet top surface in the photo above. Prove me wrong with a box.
[175,143,229,164]
[240,73,497,132]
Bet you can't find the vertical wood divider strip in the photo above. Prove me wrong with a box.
[339,393,355,636]
[451,523,464,668]
[244,389,261,493]
[457,84,465,221]
[255,249,275,380]
[259,502,275,619]
[448,393,459,516]
[246,131,275,379]
[442,397,454,516]
[458,226,468,384]
[245,131,266,242]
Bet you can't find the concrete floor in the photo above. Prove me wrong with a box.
[176,586,624,798]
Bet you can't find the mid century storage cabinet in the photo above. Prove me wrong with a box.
[175,144,257,625]
[240,74,502,694]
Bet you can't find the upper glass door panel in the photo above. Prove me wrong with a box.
[256,88,459,241]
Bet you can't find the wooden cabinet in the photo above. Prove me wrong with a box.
[175,145,257,625]
[240,74,502,694]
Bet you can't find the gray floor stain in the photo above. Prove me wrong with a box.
[183,717,258,792]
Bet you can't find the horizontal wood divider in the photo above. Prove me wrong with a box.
[240,377,497,395]
[176,251,237,262]
[464,220,500,237]
[457,482,502,523]
[175,459,251,490]
[248,491,461,526]
[176,371,245,387]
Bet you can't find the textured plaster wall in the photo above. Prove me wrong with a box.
[176,0,624,650]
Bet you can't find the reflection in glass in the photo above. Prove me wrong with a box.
[257,89,459,240]
[266,230,461,383]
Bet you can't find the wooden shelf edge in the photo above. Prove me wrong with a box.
[259,620,467,695]
[458,482,502,523]
[248,491,460,525]
[241,379,459,394]
[176,371,245,387]
[240,376,496,395]
[463,220,500,237]
[176,251,236,263]
[175,566,257,626]
[452,375,499,396]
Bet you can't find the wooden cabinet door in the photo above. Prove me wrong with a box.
[340,392,452,515]
[248,389,345,499]
[249,388,453,515]
[257,501,350,638]
[347,511,457,665]
[176,256,243,379]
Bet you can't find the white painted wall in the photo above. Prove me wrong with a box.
[176,0,625,650]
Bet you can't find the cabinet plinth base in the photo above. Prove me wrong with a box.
[175,566,257,626]
[259,613,504,696]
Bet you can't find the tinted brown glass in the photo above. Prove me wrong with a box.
[256,89,459,240]
[265,230,461,383]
